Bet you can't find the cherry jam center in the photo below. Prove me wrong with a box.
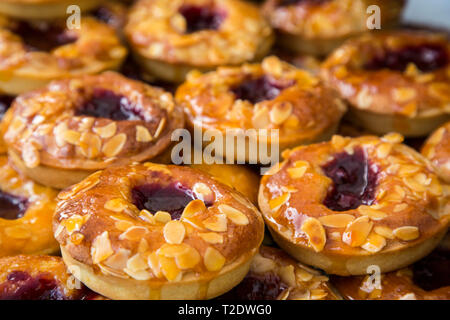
[11,21,77,52]
[132,183,196,220]
[219,272,288,300]
[0,190,28,220]
[179,5,225,34]
[365,44,448,73]
[279,0,330,6]
[412,250,450,292]
[322,147,378,212]
[0,95,14,120]
[0,271,67,300]
[75,88,143,121]
[231,76,293,104]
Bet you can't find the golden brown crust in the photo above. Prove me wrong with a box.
[176,56,346,157]
[0,156,59,257]
[422,121,450,183]
[125,0,274,73]
[54,163,265,299]
[321,31,450,136]
[4,72,184,173]
[0,16,127,95]
[258,134,449,275]
[0,255,105,300]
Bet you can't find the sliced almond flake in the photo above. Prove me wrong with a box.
[393,226,419,241]
[163,220,186,244]
[126,253,149,272]
[154,211,172,224]
[393,203,409,213]
[147,252,163,278]
[104,198,127,212]
[203,214,227,232]
[198,232,223,244]
[119,226,149,241]
[399,293,417,300]
[94,122,117,139]
[358,205,387,221]
[318,214,355,228]
[181,199,206,219]
[136,125,153,142]
[374,226,395,239]
[192,183,214,203]
[175,246,201,270]
[123,268,152,281]
[287,166,308,179]
[361,232,386,253]
[91,231,114,264]
[218,204,249,225]
[250,254,276,273]
[301,218,326,252]
[102,133,127,158]
[159,255,181,281]
[204,247,226,272]
[268,192,290,212]
[279,265,296,287]
[342,216,373,247]
[154,118,166,138]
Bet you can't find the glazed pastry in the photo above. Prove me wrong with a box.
[190,163,260,206]
[0,0,103,20]
[422,122,450,183]
[3,72,184,189]
[176,56,346,162]
[0,95,15,154]
[259,134,449,275]
[90,1,128,35]
[321,31,450,137]
[0,156,59,257]
[262,0,405,56]
[271,47,321,74]
[0,15,127,95]
[219,246,340,300]
[0,255,104,300]
[54,163,265,300]
[332,234,450,300]
[125,0,274,82]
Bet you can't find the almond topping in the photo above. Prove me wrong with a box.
[119,226,149,241]
[376,143,392,158]
[94,122,117,139]
[374,226,395,239]
[270,101,293,125]
[175,246,201,270]
[104,198,127,212]
[393,226,420,241]
[154,118,166,138]
[250,254,276,273]
[342,216,373,247]
[361,232,386,253]
[279,265,296,287]
[163,220,186,244]
[102,133,127,157]
[136,125,153,142]
[181,199,206,219]
[301,218,326,252]
[358,206,387,221]
[159,256,181,281]
[192,183,214,203]
[154,211,172,224]
[63,130,81,145]
[204,247,226,272]
[91,231,114,264]
[382,133,404,144]
[198,232,223,244]
[218,204,249,225]
[268,193,290,212]
[203,214,227,232]
[318,214,355,228]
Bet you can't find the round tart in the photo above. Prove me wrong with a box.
[176,56,346,162]
[321,31,450,137]
[0,255,104,300]
[262,0,405,56]
[0,15,127,95]
[258,134,449,275]
[0,0,103,20]
[125,0,274,83]
[422,121,450,183]
[219,246,340,300]
[332,233,450,300]
[54,163,265,300]
[0,156,59,257]
[3,72,184,189]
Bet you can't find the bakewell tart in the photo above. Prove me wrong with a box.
[262,0,405,56]
[0,255,104,300]
[0,15,127,95]
[0,0,104,20]
[54,163,265,300]
[3,72,184,189]
[0,156,59,257]
[332,233,450,300]
[422,121,450,183]
[219,246,341,300]
[258,134,449,275]
[176,56,346,162]
[125,0,274,83]
[321,31,450,137]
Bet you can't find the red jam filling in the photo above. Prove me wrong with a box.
[0,190,28,220]
[0,95,14,120]
[219,272,288,300]
[11,21,77,52]
[365,44,448,73]
[0,271,66,300]
[322,147,379,212]
[412,249,450,291]
[132,183,199,220]
[231,76,294,104]
[91,6,116,25]
[279,0,330,6]
[75,88,144,121]
[179,5,226,34]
